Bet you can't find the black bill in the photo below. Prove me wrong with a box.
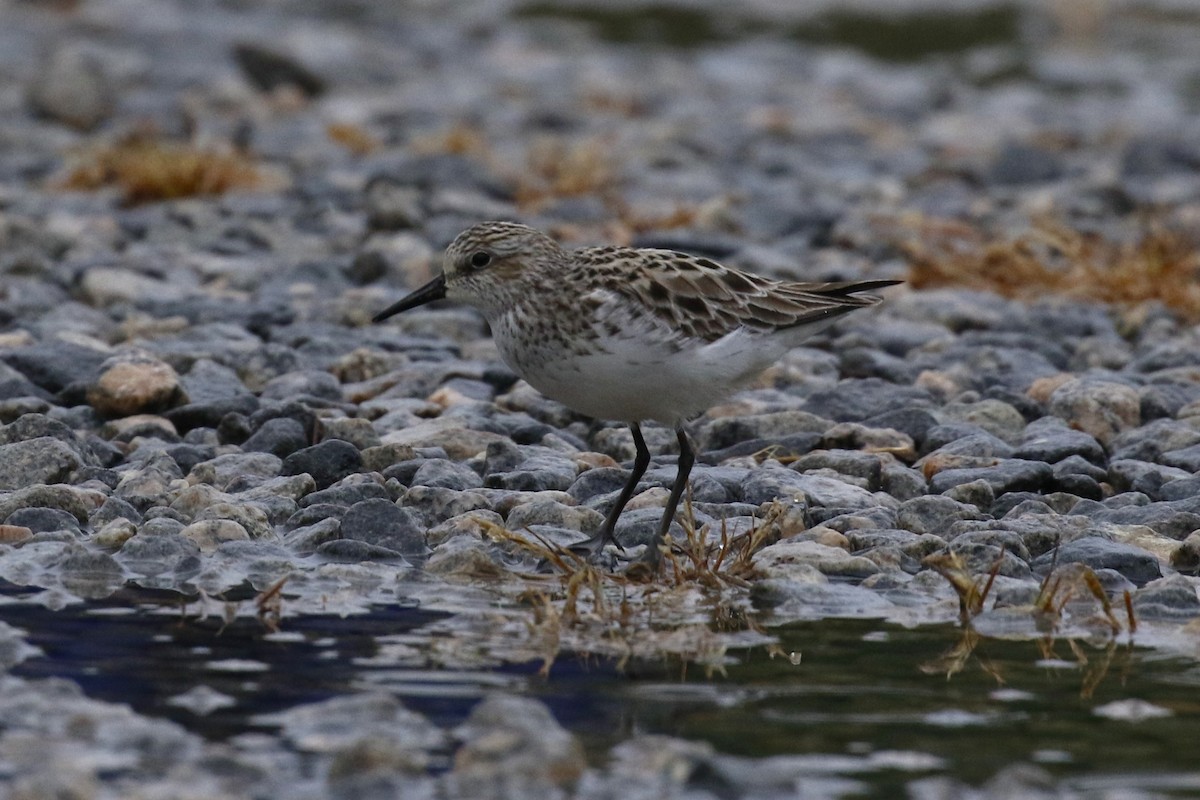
[372,274,447,322]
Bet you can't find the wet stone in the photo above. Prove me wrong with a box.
[281,439,363,489]
[897,495,987,536]
[402,486,492,526]
[921,425,1013,458]
[929,459,1054,496]
[1108,459,1192,500]
[189,452,282,491]
[260,370,343,402]
[4,507,82,537]
[410,459,484,491]
[1032,536,1162,586]
[282,517,342,554]
[1047,377,1141,445]
[1132,574,1200,619]
[696,410,832,451]
[316,539,408,562]
[1013,416,1105,463]
[942,478,995,511]
[505,499,602,533]
[181,519,250,553]
[339,497,429,555]
[299,481,391,508]
[0,438,83,489]
[242,417,310,458]
[118,533,202,575]
[447,694,585,800]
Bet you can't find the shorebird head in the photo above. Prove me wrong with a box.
[372,221,565,322]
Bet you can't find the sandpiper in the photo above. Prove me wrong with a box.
[374,221,899,568]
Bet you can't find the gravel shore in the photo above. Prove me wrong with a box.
[1,0,1199,796]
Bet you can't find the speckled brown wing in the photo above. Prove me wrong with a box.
[577,247,899,343]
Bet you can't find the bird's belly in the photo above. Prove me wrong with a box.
[505,334,782,424]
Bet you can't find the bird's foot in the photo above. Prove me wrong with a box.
[620,540,665,581]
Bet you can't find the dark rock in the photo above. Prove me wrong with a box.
[1109,418,1200,462]
[929,459,1053,496]
[89,495,143,528]
[792,450,882,490]
[484,453,575,492]
[696,410,831,451]
[339,498,428,555]
[987,141,1065,185]
[1033,536,1161,586]
[1014,417,1104,464]
[165,395,260,433]
[1108,459,1192,500]
[896,495,986,536]
[299,482,391,509]
[411,459,484,491]
[0,437,82,489]
[401,486,492,526]
[233,42,325,96]
[862,407,939,447]
[260,370,343,402]
[316,539,408,562]
[1121,136,1200,177]
[923,429,1014,459]
[1131,574,1200,619]
[285,503,348,530]
[1,342,109,393]
[5,507,82,536]
[1160,443,1200,473]
[801,379,933,422]
[567,468,629,504]
[162,444,218,476]
[1076,501,1200,540]
[243,417,310,458]
[701,432,822,463]
[281,439,363,489]
[118,534,202,575]
[1052,454,1108,482]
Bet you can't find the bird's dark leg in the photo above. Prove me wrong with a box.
[574,421,651,560]
[639,424,695,568]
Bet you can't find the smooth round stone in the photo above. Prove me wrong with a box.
[409,459,483,491]
[0,437,83,490]
[339,498,428,555]
[896,495,987,536]
[4,507,82,537]
[1032,536,1161,586]
[88,354,186,419]
[243,417,309,458]
[181,519,251,553]
[1047,377,1140,446]
[281,439,363,489]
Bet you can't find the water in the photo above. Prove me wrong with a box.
[3,583,1199,795]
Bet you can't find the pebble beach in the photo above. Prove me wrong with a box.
[1,0,1200,797]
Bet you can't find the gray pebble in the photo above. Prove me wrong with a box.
[339,497,429,555]
[1033,536,1162,586]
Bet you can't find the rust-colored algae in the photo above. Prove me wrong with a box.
[59,133,262,205]
[903,216,1200,320]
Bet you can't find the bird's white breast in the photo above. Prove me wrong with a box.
[489,291,824,424]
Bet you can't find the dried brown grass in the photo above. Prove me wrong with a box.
[327,122,379,156]
[903,217,1200,320]
[60,133,261,205]
[475,499,784,673]
[413,124,707,234]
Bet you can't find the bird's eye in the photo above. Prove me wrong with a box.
[469,251,492,269]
